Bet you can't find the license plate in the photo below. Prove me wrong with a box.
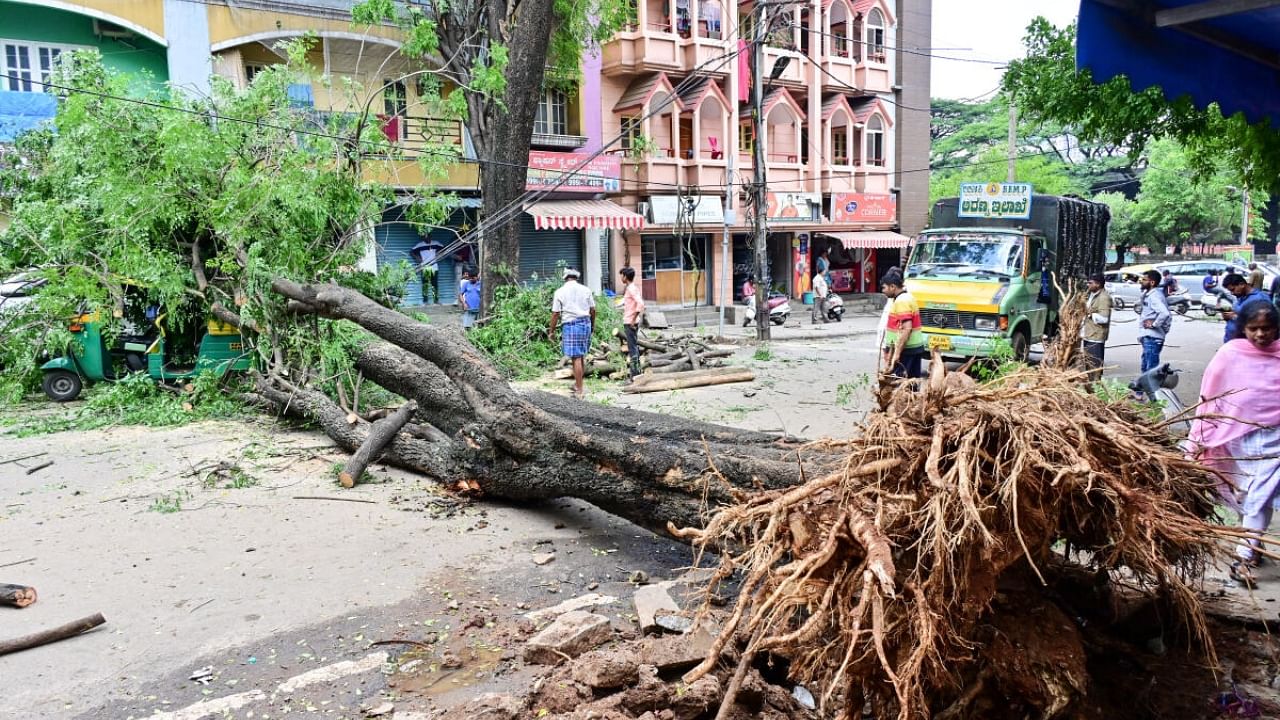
[928,336,952,351]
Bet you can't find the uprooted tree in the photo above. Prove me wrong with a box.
[0,54,1253,720]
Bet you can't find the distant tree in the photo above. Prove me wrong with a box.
[1131,139,1257,254]
[930,145,1085,206]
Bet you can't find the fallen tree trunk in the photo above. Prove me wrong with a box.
[625,368,756,394]
[0,583,36,608]
[339,400,416,488]
[0,613,105,656]
[258,280,830,535]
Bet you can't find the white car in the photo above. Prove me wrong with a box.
[0,272,45,315]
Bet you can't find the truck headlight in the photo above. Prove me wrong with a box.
[974,317,998,331]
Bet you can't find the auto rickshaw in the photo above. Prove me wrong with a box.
[40,293,252,402]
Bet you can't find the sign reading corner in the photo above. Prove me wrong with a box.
[958,182,1032,220]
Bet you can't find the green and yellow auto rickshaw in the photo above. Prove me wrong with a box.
[40,295,252,402]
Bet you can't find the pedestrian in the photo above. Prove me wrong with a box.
[880,270,926,379]
[619,266,644,381]
[1248,262,1266,292]
[1137,269,1172,374]
[1189,301,1280,587]
[815,246,832,283]
[811,270,830,324]
[1081,273,1111,381]
[548,268,596,398]
[1271,271,1280,306]
[1220,272,1270,343]
[458,266,481,330]
[874,266,902,370]
[409,237,442,304]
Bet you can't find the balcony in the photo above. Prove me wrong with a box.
[762,44,808,88]
[377,114,466,158]
[683,156,728,188]
[855,58,892,94]
[820,52,858,91]
[822,167,858,194]
[531,132,589,150]
[602,27,682,76]
[620,152,684,192]
[682,35,733,77]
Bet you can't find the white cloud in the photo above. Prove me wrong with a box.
[928,0,1079,101]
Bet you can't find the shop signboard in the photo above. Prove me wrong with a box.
[957,182,1033,219]
[831,193,896,223]
[1223,245,1254,264]
[526,151,621,193]
[765,192,820,221]
[647,195,725,225]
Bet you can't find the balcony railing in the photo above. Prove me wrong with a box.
[531,132,589,150]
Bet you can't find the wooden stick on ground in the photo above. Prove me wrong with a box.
[0,613,105,656]
[339,400,416,488]
[624,367,755,394]
[0,584,36,608]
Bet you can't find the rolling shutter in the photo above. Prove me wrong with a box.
[518,214,582,285]
[375,206,471,306]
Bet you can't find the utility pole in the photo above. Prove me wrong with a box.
[1006,100,1017,183]
[1241,187,1250,246]
[751,3,771,341]
[718,152,734,339]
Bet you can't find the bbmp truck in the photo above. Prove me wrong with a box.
[904,194,1110,361]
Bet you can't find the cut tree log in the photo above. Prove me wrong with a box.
[339,400,417,488]
[0,613,105,656]
[624,368,755,394]
[0,583,36,608]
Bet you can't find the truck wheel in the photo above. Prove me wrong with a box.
[42,370,83,402]
[1010,328,1031,363]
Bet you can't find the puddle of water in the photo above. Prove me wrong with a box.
[390,645,505,696]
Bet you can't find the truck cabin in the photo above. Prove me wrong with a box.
[906,229,1046,283]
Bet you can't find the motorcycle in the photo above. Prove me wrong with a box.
[744,291,791,326]
[1165,288,1191,316]
[1129,363,1190,435]
[1199,287,1233,317]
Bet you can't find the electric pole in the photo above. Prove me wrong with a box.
[751,3,771,341]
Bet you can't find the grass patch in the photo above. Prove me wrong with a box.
[752,345,774,362]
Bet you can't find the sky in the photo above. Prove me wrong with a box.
[929,0,1080,101]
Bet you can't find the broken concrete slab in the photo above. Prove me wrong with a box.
[635,630,716,674]
[653,611,693,634]
[634,582,679,634]
[570,648,640,689]
[439,692,523,720]
[524,592,619,624]
[533,551,557,566]
[525,610,614,665]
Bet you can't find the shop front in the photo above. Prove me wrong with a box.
[375,202,478,306]
[814,193,911,293]
[638,195,725,306]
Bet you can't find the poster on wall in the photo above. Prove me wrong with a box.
[1223,245,1254,264]
[765,192,820,220]
[831,193,896,224]
[957,182,1033,219]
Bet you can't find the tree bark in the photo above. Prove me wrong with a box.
[0,613,105,657]
[0,584,36,608]
[340,401,417,488]
[262,281,831,536]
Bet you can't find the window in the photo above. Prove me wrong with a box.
[865,9,886,63]
[535,89,568,136]
[866,115,884,166]
[832,127,849,165]
[245,64,267,84]
[739,121,754,154]
[620,115,641,151]
[382,79,408,141]
[831,22,850,58]
[2,40,79,92]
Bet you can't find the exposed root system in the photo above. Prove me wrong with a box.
[674,318,1235,719]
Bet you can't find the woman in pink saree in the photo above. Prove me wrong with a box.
[1189,300,1280,586]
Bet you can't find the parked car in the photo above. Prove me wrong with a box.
[1104,270,1189,314]
[1154,260,1277,297]
[0,271,45,316]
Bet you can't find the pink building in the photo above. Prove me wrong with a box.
[592,0,922,307]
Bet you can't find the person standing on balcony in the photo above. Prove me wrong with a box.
[410,237,442,304]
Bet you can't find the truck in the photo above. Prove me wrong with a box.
[903,195,1110,362]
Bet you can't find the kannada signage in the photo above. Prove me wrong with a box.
[526,151,622,193]
[765,192,820,221]
[648,195,725,225]
[958,182,1033,220]
[831,192,896,223]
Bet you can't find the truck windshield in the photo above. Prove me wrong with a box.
[907,233,1023,278]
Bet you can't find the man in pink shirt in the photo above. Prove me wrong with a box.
[620,267,645,381]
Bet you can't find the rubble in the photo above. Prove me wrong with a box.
[524,611,614,665]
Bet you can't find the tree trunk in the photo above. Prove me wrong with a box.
[0,584,36,608]
[264,280,830,536]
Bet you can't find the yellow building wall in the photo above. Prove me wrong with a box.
[205,5,402,49]
[13,0,168,43]
[363,159,479,191]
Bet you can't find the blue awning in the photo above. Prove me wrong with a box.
[0,90,57,142]
[1077,0,1280,126]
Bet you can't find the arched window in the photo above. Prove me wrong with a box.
[866,115,884,166]
[865,8,886,62]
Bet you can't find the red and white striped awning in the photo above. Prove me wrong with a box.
[820,231,911,249]
[525,200,646,231]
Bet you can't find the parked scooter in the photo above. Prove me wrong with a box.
[1165,288,1192,315]
[744,291,791,326]
[822,293,845,322]
[1129,363,1190,434]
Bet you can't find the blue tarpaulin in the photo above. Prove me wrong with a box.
[0,90,57,142]
[1077,0,1280,127]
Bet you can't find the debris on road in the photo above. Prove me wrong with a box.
[0,613,106,657]
[0,583,37,608]
[523,610,613,665]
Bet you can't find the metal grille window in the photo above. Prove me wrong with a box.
[2,40,77,92]
[535,89,568,136]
